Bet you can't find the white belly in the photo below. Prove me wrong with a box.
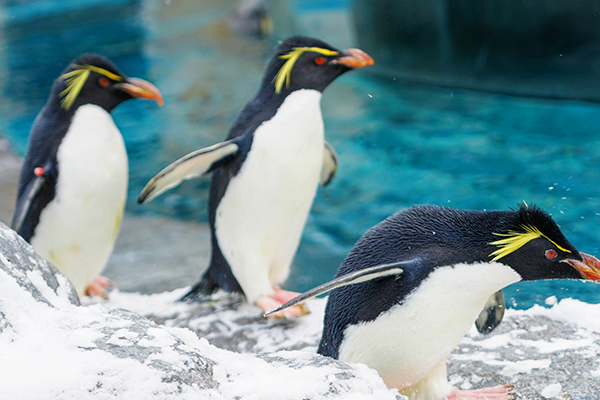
[31,104,128,295]
[338,262,521,395]
[215,89,324,302]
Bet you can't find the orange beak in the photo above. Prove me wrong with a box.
[562,252,600,281]
[333,48,374,69]
[117,78,164,106]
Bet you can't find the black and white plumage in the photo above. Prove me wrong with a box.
[138,36,373,316]
[269,204,600,399]
[12,54,163,297]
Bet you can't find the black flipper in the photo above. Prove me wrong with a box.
[12,159,57,240]
[475,290,505,334]
[138,139,240,204]
[264,260,413,317]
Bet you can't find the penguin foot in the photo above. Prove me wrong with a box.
[83,276,113,299]
[272,285,302,304]
[256,294,309,319]
[445,384,515,400]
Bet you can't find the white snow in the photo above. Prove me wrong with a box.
[0,270,399,399]
[540,383,562,398]
[499,358,551,376]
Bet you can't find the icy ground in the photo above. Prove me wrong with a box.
[0,224,401,400]
[94,289,600,399]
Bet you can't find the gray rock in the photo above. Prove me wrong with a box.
[449,313,600,400]
[0,221,79,306]
[0,222,401,399]
[124,288,600,399]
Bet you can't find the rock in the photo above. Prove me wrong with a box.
[103,285,600,399]
[0,221,79,307]
[0,222,401,399]
[449,308,600,400]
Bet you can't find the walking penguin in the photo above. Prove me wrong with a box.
[138,36,374,316]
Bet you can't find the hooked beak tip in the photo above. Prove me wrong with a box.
[564,252,600,282]
[334,48,374,69]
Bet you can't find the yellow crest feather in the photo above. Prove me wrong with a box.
[60,65,122,110]
[274,47,339,94]
[489,224,570,261]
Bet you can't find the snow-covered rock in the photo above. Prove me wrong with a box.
[0,222,402,399]
[101,278,600,399]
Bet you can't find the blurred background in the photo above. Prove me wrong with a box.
[0,0,599,308]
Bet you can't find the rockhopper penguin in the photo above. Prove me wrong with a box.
[12,54,163,297]
[267,204,600,399]
[138,36,373,317]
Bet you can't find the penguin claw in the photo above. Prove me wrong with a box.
[83,276,113,299]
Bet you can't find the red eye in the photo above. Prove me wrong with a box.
[315,56,326,66]
[99,77,110,87]
[545,249,557,259]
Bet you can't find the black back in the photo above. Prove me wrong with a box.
[13,54,132,241]
[183,36,358,299]
[317,204,583,358]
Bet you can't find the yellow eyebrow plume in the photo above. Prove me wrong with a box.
[274,47,339,94]
[60,65,122,110]
[489,224,571,261]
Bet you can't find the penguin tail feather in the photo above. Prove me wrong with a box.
[179,278,219,302]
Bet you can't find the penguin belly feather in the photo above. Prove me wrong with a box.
[215,89,324,302]
[31,104,128,295]
[338,262,521,397]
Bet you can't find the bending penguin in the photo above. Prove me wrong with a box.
[267,204,600,399]
[12,54,163,298]
[138,36,374,317]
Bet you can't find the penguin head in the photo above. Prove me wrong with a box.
[488,204,600,282]
[54,54,163,113]
[262,36,374,96]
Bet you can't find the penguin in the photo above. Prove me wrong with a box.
[137,36,374,317]
[266,204,600,399]
[12,54,163,298]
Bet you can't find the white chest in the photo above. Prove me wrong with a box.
[338,262,521,390]
[31,104,128,293]
[214,90,325,299]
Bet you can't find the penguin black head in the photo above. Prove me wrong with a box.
[260,36,374,96]
[52,54,163,114]
[488,204,600,282]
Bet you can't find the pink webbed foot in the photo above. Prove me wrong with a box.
[256,288,309,319]
[272,285,302,304]
[445,384,515,400]
[83,276,114,299]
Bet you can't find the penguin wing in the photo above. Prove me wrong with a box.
[475,290,505,334]
[264,260,415,317]
[138,139,240,204]
[320,141,338,186]
[11,159,56,236]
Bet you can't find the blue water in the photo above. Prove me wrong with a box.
[0,1,599,309]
